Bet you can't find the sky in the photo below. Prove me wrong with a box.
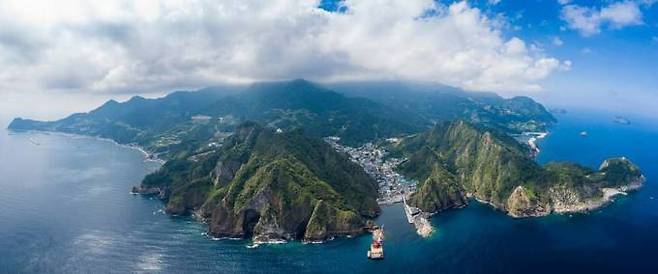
[0,0,656,121]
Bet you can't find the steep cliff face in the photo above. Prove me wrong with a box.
[302,200,365,241]
[395,120,645,217]
[406,162,468,213]
[506,186,548,217]
[396,120,541,212]
[138,122,379,242]
[541,159,645,214]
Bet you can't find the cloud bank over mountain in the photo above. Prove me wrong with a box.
[0,0,566,96]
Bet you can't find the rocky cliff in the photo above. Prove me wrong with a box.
[394,120,644,217]
[137,122,380,242]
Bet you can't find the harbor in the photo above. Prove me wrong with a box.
[325,137,435,243]
[323,137,416,205]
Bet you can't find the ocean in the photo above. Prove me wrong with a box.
[1,110,657,273]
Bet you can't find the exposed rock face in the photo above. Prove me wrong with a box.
[131,186,168,200]
[137,122,379,242]
[413,216,433,238]
[506,186,548,217]
[212,160,242,186]
[395,120,645,218]
[398,120,538,213]
[547,185,584,213]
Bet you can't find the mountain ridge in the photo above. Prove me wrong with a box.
[135,121,380,242]
[8,79,555,152]
[393,120,645,217]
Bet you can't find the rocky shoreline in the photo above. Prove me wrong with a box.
[413,214,433,238]
[131,186,169,200]
[417,173,645,222]
[550,175,645,215]
[528,132,548,157]
[507,175,646,218]
[23,126,648,246]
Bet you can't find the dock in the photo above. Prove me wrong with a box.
[402,196,421,224]
[403,196,434,237]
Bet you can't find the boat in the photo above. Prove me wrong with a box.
[367,226,384,260]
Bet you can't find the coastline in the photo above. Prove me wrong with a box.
[403,196,434,237]
[466,175,645,218]
[527,132,548,157]
[9,127,645,244]
[10,129,165,164]
[551,176,645,215]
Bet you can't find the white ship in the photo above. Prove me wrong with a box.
[367,226,384,260]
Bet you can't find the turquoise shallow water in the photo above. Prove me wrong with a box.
[1,110,657,273]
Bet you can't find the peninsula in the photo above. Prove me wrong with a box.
[392,120,644,218]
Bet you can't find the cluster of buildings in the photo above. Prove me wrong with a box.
[324,137,416,205]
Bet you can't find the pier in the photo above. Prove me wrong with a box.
[402,196,421,224]
[403,196,433,237]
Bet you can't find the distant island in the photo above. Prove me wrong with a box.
[614,115,631,125]
[8,79,644,243]
[550,108,568,115]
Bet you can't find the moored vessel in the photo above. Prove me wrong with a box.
[367,226,384,260]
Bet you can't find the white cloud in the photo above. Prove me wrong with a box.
[561,6,603,36]
[561,1,643,36]
[600,1,644,27]
[0,0,565,98]
[552,36,564,46]
[557,0,572,5]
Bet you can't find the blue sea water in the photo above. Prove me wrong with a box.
[0,110,657,273]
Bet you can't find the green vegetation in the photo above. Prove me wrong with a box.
[9,79,631,235]
[330,81,556,133]
[407,164,467,213]
[8,80,424,151]
[8,79,556,156]
[394,120,644,216]
[140,122,379,241]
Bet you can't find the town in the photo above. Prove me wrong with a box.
[325,137,434,238]
[324,137,417,205]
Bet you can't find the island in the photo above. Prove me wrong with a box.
[7,79,644,243]
[614,115,631,125]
